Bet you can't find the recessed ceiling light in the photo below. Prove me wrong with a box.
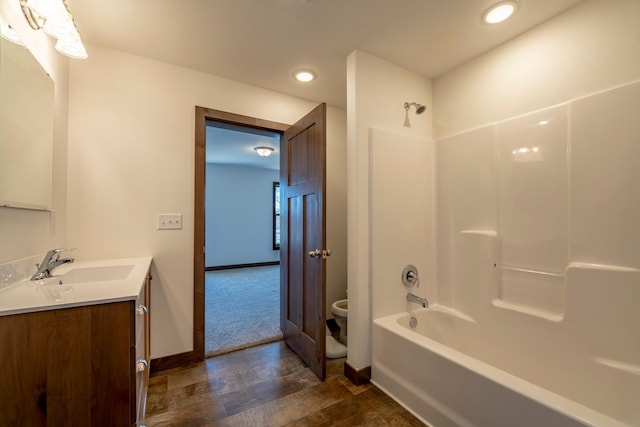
[483,2,517,24]
[294,69,316,83]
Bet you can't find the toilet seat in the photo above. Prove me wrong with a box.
[331,299,347,317]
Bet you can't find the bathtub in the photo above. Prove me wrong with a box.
[372,307,638,427]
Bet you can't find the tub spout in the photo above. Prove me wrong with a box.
[407,292,428,308]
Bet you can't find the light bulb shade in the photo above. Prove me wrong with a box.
[43,13,78,40]
[27,0,67,19]
[1,23,25,46]
[55,38,87,59]
[21,0,88,59]
[255,146,274,157]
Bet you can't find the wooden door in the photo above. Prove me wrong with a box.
[280,103,327,380]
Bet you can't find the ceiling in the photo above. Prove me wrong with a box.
[67,0,585,110]
[206,121,281,170]
[65,0,584,169]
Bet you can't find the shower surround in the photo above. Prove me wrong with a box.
[369,81,640,426]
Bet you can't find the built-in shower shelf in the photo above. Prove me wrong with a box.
[492,299,563,322]
[499,265,565,278]
[592,357,640,376]
[567,262,639,273]
[459,229,497,237]
[498,263,565,316]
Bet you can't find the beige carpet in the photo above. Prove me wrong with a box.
[205,265,282,357]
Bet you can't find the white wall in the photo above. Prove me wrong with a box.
[0,1,69,264]
[325,106,348,318]
[347,50,433,371]
[67,44,347,358]
[205,164,279,267]
[434,0,640,138]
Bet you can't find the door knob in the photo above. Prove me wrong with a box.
[309,249,332,259]
[136,359,148,372]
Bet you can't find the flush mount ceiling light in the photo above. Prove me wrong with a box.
[483,2,517,24]
[255,146,275,157]
[294,69,316,83]
[19,0,88,59]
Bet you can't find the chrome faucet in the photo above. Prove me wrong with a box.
[31,248,75,280]
[407,292,429,308]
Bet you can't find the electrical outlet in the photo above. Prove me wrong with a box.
[157,213,182,230]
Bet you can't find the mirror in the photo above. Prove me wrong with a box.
[0,34,54,211]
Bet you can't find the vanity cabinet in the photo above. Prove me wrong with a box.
[0,273,151,426]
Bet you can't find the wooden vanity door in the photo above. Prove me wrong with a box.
[0,303,131,425]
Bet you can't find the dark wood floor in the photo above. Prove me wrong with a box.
[145,340,424,426]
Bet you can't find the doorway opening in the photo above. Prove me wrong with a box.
[193,107,290,361]
[194,105,329,380]
[204,120,282,356]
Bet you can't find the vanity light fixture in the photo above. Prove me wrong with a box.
[483,2,517,24]
[294,69,316,83]
[0,21,25,46]
[20,0,88,59]
[255,146,275,157]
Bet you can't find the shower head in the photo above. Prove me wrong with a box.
[403,101,427,127]
[404,102,426,114]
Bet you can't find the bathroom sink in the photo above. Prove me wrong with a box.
[39,264,136,302]
[56,265,134,284]
[44,264,135,285]
[0,257,152,316]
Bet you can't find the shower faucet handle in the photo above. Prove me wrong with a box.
[402,264,420,287]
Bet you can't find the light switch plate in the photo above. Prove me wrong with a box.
[157,213,182,230]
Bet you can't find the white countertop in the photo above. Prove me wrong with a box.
[0,257,152,317]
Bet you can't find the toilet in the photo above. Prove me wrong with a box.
[326,326,346,359]
[331,298,348,345]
